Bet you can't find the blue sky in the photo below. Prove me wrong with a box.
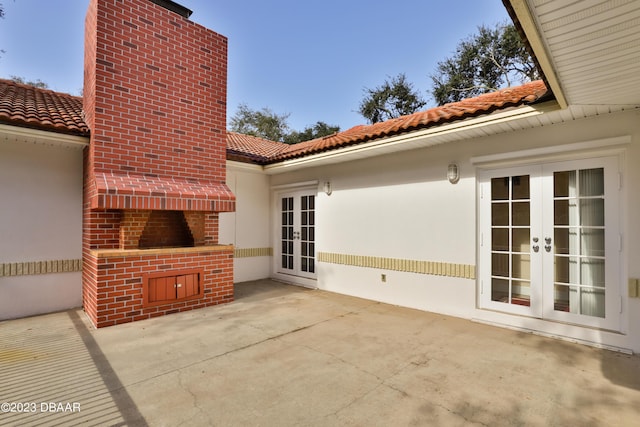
[0,0,510,131]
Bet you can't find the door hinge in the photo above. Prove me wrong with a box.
[618,172,622,190]
[480,280,484,295]
[619,234,623,252]
[620,296,623,314]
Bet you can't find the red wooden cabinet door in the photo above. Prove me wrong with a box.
[148,276,175,304]
[177,273,200,299]
[144,269,204,307]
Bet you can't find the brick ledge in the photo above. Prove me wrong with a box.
[90,245,234,258]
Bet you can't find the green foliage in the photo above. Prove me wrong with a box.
[229,104,340,144]
[229,103,291,142]
[430,22,539,105]
[10,75,49,88]
[283,121,340,144]
[358,73,426,124]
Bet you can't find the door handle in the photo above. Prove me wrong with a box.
[533,245,540,253]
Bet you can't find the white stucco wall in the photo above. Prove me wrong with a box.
[269,137,478,318]
[268,108,640,353]
[0,137,84,320]
[222,162,272,282]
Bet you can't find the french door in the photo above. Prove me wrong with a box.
[479,156,621,330]
[278,190,316,279]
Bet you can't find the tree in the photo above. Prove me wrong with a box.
[430,22,539,105]
[10,75,49,89]
[358,73,426,124]
[229,104,340,144]
[283,121,340,144]
[229,103,291,142]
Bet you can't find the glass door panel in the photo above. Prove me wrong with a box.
[551,168,606,318]
[278,191,317,279]
[281,197,294,271]
[488,173,537,313]
[300,195,315,274]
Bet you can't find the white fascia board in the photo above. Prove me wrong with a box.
[0,124,89,150]
[263,102,558,175]
[226,160,265,174]
[508,0,568,109]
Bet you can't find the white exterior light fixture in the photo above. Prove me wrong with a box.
[323,181,332,195]
[447,163,460,184]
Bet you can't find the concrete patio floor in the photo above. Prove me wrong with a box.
[1,279,639,426]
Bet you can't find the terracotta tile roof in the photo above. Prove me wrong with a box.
[0,78,548,164]
[268,80,549,162]
[226,132,290,163]
[0,78,89,136]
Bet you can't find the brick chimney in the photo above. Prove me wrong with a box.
[82,0,235,327]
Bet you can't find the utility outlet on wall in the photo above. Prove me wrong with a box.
[381,274,387,283]
[629,278,639,298]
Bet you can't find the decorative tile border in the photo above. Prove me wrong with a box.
[234,247,273,258]
[318,252,475,279]
[0,259,83,277]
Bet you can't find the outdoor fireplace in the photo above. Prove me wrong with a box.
[82,0,235,327]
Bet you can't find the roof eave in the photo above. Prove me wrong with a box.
[0,123,89,150]
[263,101,560,175]
[504,0,568,109]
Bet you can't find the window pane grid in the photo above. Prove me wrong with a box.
[490,176,531,306]
[300,195,315,273]
[281,197,294,270]
[553,168,605,318]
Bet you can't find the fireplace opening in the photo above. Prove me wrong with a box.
[138,210,195,249]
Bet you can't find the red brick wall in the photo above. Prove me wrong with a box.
[85,209,122,251]
[84,0,228,182]
[204,213,219,246]
[120,210,151,249]
[84,248,234,328]
[184,211,205,246]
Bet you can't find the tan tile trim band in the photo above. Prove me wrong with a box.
[0,259,83,277]
[318,252,476,279]
[234,247,273,258]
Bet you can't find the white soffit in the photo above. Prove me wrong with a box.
[0,124,89,150]
[522,0,640,107]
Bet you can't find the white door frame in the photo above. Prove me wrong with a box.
[271,183,318,287]
[478,155,623,331]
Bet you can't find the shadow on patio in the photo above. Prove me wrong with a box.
[0,310,146,426]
